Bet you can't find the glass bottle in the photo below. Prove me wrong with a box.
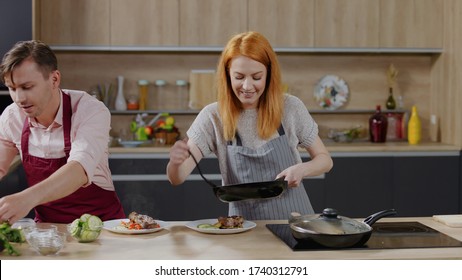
[408,105,422,145]
[369,105,388,143]
[386,87,396,110]
[138,79,149,110]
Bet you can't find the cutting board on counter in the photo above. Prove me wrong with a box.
[433,215,462,227]
[189,69,216,110]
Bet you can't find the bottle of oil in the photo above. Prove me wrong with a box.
[408,105,421,145]
[138,80,149,110]
[386,88,396,110]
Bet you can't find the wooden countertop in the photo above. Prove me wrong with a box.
[3,217,462,260]
[109,141,461,155]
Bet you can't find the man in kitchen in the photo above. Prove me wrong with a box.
[0,40,125,224]
[167,31,333,220]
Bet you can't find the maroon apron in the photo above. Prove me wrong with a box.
[21,91,125,223]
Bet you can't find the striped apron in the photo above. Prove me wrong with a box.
[226,126,314,220]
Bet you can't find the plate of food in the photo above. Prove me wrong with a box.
[185,216,256,234]
[314,75,349,110]
[103,212,167,234]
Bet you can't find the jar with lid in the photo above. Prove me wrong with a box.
[155,79,167,110]
[138,79,149,110]
[175,79,189,110]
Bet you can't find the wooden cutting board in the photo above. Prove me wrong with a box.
[189,70,216,110]
[432,215,462,227]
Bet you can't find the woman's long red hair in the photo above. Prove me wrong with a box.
[217,31,283,141]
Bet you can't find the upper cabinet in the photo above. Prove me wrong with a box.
[248,0,315,48]
[36,0,110,46]
[314,0,380,48]
[34,0,443,50]
[110,0,179,46]
[179,0,247,47]
[379,0,443,48]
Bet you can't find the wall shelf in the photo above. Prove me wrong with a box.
[51,45,443,54]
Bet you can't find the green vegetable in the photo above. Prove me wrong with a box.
[68,214,103,243]
[0,222,25,256]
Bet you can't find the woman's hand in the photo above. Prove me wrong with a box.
[168,138,190,166]
[277,163,306,188]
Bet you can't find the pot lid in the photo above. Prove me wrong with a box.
[290,208,371,235]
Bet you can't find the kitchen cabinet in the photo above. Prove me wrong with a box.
[392,155,459,216]
[379,0,443,48]
[314,0,380,48]
[324,157,394,217]
[248,0,315,48]
[324,153,459,218]
[36,0,110,46]
[179,0,247,46]
[110,0,179,46]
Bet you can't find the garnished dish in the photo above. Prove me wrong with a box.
[186,216,256,234]
[103,212,166,234]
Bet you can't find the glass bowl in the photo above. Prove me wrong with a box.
[23,225,66,256]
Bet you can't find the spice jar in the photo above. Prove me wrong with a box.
[155,79,167,110]
[138,80,149,110]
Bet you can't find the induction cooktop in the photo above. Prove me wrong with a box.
[266,222,462,251]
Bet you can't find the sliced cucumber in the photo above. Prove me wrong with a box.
[87,215,103,231]
[80,214,92,223]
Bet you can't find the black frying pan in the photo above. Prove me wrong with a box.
[189,151,287,203]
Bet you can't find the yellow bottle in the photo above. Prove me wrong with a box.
[408,105,421,145]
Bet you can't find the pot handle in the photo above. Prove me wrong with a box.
[363,209,397,226]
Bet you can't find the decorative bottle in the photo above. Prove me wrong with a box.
[386,88,396,110]
[115,75,127,111]
[408,105,422,145]
[369,105,388,143]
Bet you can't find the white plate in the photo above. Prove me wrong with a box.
[314,75,349,110]
[185,219,256,234]
[103,219,167,234]
[118,140,145,148]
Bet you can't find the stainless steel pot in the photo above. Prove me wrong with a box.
[289,208,397,248]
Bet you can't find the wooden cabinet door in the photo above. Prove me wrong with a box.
[380,0,443,48]
[110,0,179,46]
[314,0,380,48]
[37,0,110,45]
[179,0,247,46]
[248,0,314,48]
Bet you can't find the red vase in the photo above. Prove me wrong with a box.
[369,105,388,143]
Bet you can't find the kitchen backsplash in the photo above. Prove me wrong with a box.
[56,52,434,142]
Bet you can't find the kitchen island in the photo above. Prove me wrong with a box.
[2,217,462,260]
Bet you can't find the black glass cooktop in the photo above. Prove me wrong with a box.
[266,222,462,251]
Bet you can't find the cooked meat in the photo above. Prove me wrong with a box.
[128,211,159,229]
[217,215,244,228]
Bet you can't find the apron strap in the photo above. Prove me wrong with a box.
[228,124,285,146]
[62,91,72,158]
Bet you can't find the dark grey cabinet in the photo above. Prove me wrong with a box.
[324,157,394,218]
[109,152,461,221]
[393,155,459,216]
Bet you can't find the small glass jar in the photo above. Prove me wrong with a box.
[155,79,167,110]
[175,79,189,110]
